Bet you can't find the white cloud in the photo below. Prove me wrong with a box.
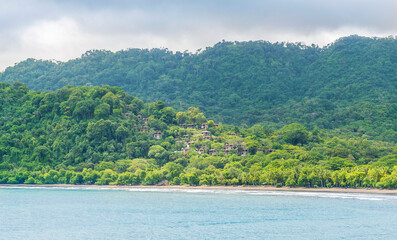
[19,18,87,59]
[0,18,90,70]
[1,0,397,71]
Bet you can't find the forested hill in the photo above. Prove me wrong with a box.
[1,35,396,141]
[1,83,397,188]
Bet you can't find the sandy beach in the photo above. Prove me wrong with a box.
[1,184,397,194]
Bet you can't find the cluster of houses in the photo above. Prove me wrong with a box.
[175,130,251,156]
[122,111,274,156]
[123,110,225,141]
[224,143,249,156]
[176,122,222,154]
[123,112,163,140]
[179,123,219,129]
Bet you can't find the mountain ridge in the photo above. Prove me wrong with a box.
[1,35,396,141]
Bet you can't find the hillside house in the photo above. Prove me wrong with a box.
[137,115,142,121]
[182,148,189,155]
[201,123,208,129]
[180,123,187,128]
[209,149,217,155]
[225,143,235,150]
[201,131,210,137]
[143,118,149,124]
[186,141,194,148]
[198,148,204,154]
[153,131,162,139]
[187,124,195,128]
[241,149,249,156]
[140,125,148,132]
[265,148,274,154]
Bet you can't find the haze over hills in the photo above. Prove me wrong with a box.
[1,35,396,141]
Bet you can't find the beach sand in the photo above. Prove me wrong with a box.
[1,184,397,194]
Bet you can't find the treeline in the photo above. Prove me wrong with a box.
[0,83,396,188]
[1,35,396,141]
[2,162,397,189]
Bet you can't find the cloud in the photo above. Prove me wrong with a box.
[1,0,397,70]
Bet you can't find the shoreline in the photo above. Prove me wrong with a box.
[1,184,397,194]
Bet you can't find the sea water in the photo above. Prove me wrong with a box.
[0,187,397,240]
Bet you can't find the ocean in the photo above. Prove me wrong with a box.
[1,186,396,239]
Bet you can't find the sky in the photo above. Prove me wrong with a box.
[0,0,396,70]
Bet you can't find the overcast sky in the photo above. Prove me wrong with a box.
[0,0,396,70]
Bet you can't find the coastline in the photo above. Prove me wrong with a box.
[1,184,397,194]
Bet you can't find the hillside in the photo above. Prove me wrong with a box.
[1,35,396,141]
[0,83,396,188]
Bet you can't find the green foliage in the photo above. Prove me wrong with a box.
[2,36,396,141]
[94,103,111,119]
[323,157,356,171]
[0,83,396,189]
[148,145,169,166]
[373,155,397,168]
[280,123,309,145]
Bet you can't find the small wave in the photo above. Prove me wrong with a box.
[244,190,391,201]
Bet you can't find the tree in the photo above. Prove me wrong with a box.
[94,103,111,119]
[160,107,176,124]
[187,107,206,124]
[96,169,118,185]
[73,100,95,120]
[71,173,84,184]
[373,155,397,168]
[148,145,169,166]
[101,92,119,112]
[87,119,114,141]
[323,157,356,171]
[280,123,309,145]
[176,112,188,124]
[33,146,51,163]
[115,126,129,142]
[161,162,184,181]
[143,170,163,185]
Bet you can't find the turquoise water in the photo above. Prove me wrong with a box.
[1,187,397,240]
